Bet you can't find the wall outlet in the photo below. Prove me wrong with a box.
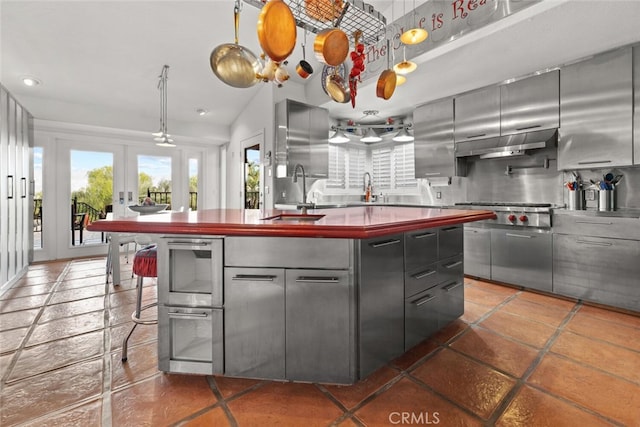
[436,191,442,199]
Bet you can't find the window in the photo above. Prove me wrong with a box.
[393,142,417,188]
[372,147,392,190]
[328,145,366,190]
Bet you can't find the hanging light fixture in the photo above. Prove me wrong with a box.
[393,46,417,75]
[152,65,176,147]
[396,75,407,86]
[393,126,414,142]
[400,0,428,45]
[361,128,382,143]
[329,128,350,143]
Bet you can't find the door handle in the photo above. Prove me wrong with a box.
[467,133,486,139]
[412,232,435,239]
[515,125,542,131]
[21,178,27,198]
[168,311,209,319]
[577,160,612,165]
[370,239,401,248]
[575,240,613,247]
[232,274,276,281]
[295,277,339,283]
[413,269,436,280]
[443,281,463,292]
[442,227,460,233]
[413,294,436,306]
[7,176,14,199]
[575,220,613,226]
[443,260,463,269]
[505,233,533,239]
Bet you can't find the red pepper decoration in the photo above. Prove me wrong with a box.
[349,30,365,108]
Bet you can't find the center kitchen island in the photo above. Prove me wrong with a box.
[89,206,495,384]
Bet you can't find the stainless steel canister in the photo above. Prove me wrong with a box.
[597,189,616,211]
[568,190,585,210]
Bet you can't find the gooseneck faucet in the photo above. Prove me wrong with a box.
[363,172,373,202]
[292,164,312,214]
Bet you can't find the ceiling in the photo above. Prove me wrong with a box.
[2,1,640,144]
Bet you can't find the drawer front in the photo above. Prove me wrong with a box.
[404,229,438,272]
[405,287,440,351]
[158,306,223,375]
[439,225,464,260]
[225,237,351,269]
[553,214,640,240]
[405,263,439,299]
[438,279,465,328]
[438,255,464,286]
[463,227,491,279]
[553,234,640,312]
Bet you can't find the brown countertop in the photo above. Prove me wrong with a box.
[87,206,496,239]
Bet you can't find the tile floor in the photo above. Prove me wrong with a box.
[1,257,639,426]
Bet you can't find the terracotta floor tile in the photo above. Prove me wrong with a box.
[39,296,105,323]
[27,311,104,346]
[9,331,104,382]
[110,323,157,351]
[21,268,63,281]
[499,297,570,327]
[0,352,15,378]
[20,399,103,427]
[0,308,39,331]
[212,375,263,399]
[565,311,640,352]
[227,382,343,427]
[390,339,440,371]
[111,374,217,426]
[516,291,577,311]
[465,279,520,297]
[464,286,513,307]
[460,300,495,324]
[111,341,160,389]
[0,327,28,353]
[180,406,231,427]
[324,365,400,410]
[337,417,360,427]
[496,385,613,427]
[450,326,539,378]
[411,348,516,420]
[430,319,469,344]
[528,353,640,426]
[11,275,56,286]
[550,331,640,384]
[49,284,106,305]
[577,304,640,329]
[0,282,56,300]
[0,294,47,313]
[108,285,157,308]
[355,377,482,427]
[479,310,556,348]
[64,267,106,279]
[0,358,103,426]
[57,275,106,290]
[109,301,157,327]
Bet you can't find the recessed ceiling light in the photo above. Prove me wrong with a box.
[22,76,41,87]
[196,108,208,116]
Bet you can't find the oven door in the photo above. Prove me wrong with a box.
[490,227,552,292]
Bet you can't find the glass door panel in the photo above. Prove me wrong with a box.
[137,154,172,208]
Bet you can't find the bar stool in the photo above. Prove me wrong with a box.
[121,244,158,362]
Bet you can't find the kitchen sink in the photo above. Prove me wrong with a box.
[262,214,325,222]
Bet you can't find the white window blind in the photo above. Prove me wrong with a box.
[372,147,392,189]
[393,142,417,188]
[347,147,366,189]
[327,144,346,188]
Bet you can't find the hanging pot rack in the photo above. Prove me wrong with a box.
[245,0,387,46]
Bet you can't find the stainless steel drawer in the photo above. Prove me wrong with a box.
[439,225,463,260]
[438,255,464,286]
[404,229,438,272]
[405,263,439,299]
[553,214,640,240]
[405,287,440,351]
[438,279,465,328]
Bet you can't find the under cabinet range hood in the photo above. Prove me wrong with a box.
[455,129,558,159]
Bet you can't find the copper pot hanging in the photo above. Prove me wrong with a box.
[376,40,397,100]
[314,27,349,66]
[257,0,297,63]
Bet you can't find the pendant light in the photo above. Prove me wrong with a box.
[393,46,417,75]
[329,128,350,143]
[152,65,176,147]
[361,128,382,143]
[393,126,414,142]
[400,0,428,45]
[395,75,407,86]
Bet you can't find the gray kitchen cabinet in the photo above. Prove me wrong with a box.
[359,233,405,377]
[634,45,640,165]
[224,267,286,379]
[491,229,552,292]
[500,70,559,135]
[438,257,465,328]
[454,86,501,142]
[558,47,633,170]
[463,226,491,279]
[414,98,466,178]
[285,269,353,384]
[405,287,440,350]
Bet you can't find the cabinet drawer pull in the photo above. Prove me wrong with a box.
[21,177,27,198]
[467,133,486,139]
[7,175,14,199]
[443,281,463,292]
[168,242,212,250]
[412,232,435,239]
[515,124,542,131]
[370,239,401,248]
[442,227,460,233]
[506,233,533,239]
[575,220,613,226]
[413,269,436,280]
[413,294,436,306]
[168,311,209,319]
[424,172,441,176]
[465,229,479,234]
[443,260,463,269]
[295,277,339,283]
[577,160,612,165]
[232,274,276,281]
[576,240,613,247]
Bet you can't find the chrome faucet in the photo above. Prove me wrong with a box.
[363,172,372,191]
[363,172,373,202]
[292,164,313,214]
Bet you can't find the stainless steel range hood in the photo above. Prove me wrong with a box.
[455,129,558,159]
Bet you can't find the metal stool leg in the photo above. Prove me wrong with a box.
[122,275,144,362]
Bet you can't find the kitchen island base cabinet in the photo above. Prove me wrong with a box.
[224,268,286,380]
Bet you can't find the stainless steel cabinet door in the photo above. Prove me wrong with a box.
[558,47,633,169]
[439,225,463,260]
[491,229,552,292]
[404,228,438,272]
[501,70,559,135]
[464,226,491,279]
[553,234,640,312]
[224,267,286,379]
[634,45,640,165]
[438,277,465,328]
[285,270,353,384]
[454,86,501,142]
[358,234,405,378]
